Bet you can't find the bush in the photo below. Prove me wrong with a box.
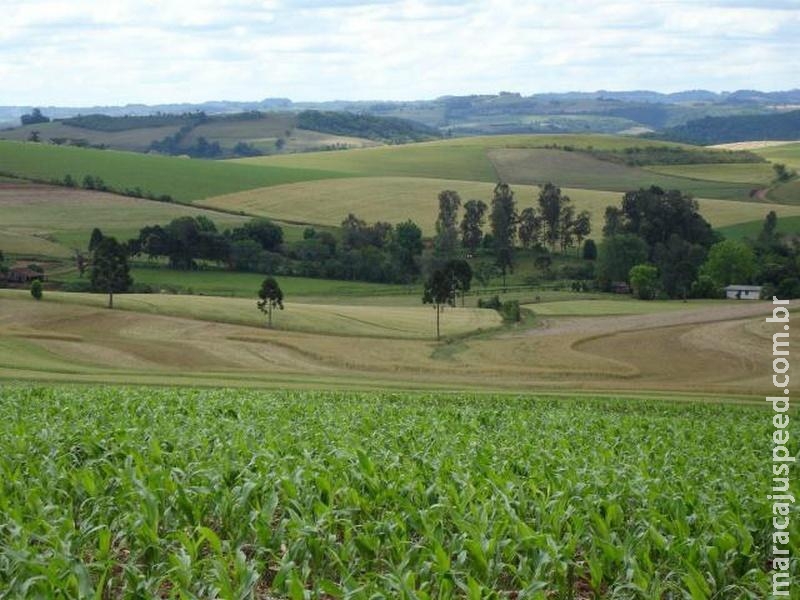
[690,275,723,299]
[477,295,502,310]
[500,300,521,322]
[30,280,42,300]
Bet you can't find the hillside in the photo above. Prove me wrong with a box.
[0,110,435,156]
[650,110,800,145]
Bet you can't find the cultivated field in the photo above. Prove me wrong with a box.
[0,291,777,396]
[205,177,800,235]
[0,386,783,598]
[643,162,775,184]
[0,181,253,258]
[0,140,345,202]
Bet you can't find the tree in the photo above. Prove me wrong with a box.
[30,280,43,300]
[700,240,756,286]
[89,228,104,252]
[460,199,487,254]
[572,211,592,256]
[28,130,40,143]
[517,207,540,249]
[537,183,569,252]
[90,237,132,309]
[257,277,284,328]
[490,183,517,284]
[422,268,455,340]
[597,234,648,286]
[21,108,50,126]
[629,264,659,300]
[392,220,423,279]
[558,204,575,253]
[434,190,461,257]
[234,218,283,252]
[773,163,795,183]
[75,251,87,277]
[445,259,473,307]
[583,239,598,261]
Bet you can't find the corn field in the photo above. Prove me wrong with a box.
[0,387,795,598]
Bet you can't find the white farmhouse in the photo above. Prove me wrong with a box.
[724,284,762,300]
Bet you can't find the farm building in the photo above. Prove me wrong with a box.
[724,284,762,300]
[4,267,45,284]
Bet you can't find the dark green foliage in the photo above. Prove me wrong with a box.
[597,234,649,285]
[232,142,263,157]
[434,190,461,257]
[650,109,800,145]
[30,279,42,300]
[586,145,764,167]
[583,239,598,260]
[231,219,283,252]
[773,163,796,183]
[517,207,540,249]
[490,183,517,284]
[62,112,204,131]
[135,217,230,269]
[296,110,439,143]
[700,240,756,286]
[89,228,104,252]
[257,277,284,328]
[537,183,569,252]
[460,199,487,254]
[752,212,800,299]
[690,275,723,299]
[20,108,49,126]
[422,269,454,340]
[90,236,132,308]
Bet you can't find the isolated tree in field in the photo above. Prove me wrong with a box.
[257,277,284,328]
[90,237,132,309]
[422,268,455,340]
[700,240,756,286]
[517,207,540,249]
[445,259,473,306]
[30,280,42,301]
[460,199,487,254]
[89,228,104,252]
[435,190,462,257]
[629,264,659,300]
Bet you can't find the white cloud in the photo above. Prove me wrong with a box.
[0,0,796,105]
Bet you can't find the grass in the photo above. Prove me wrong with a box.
[128,267,418,299]
[0,289,498,339]
[643,162,775,185]
[0,386,784,597]
[0,121,183,151]
[753,142,800,170]
[529,298,732,316]
[0,140,348,202]
[766,179,800,205]
[204,176,800,235]
[234,134,756,200]
[716,214,800,240]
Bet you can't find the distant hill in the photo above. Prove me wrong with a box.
[3,89,800,136]
[649,110,800,145]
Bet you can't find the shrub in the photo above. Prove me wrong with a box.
[30,280,42,300]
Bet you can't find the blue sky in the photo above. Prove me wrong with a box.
[1,0,798,105]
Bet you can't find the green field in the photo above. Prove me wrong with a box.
[644,162,775,184]
[754,142,800,170]
[234,134,758,200]
[129,268,417,299]
[0,140,346,202]
[0,121,183,151]
[716,214,800,240]
[767,179,800,205]
[529,298,731,316]
[0,386,784,598]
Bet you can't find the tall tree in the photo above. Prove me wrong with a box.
[460,199,487,255]
[422,268,455,340]
[572,211,592,256]
[392,220,424,279]
[700,240,756,286]
[537,183,569,252]
[445,259,473,307]
[435,190,462,257]
[517,207,540,249]
[558,204,575,253]
[257,277,284,328]
[88,228,104,252]
[90,237,132,309]
[490,183,517,284]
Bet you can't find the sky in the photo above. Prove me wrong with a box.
[1,0,798,106]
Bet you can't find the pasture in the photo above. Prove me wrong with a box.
[0,386,783,598]
[643,162,775,184]
[753,141,800,170]
[0,140,346,202]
